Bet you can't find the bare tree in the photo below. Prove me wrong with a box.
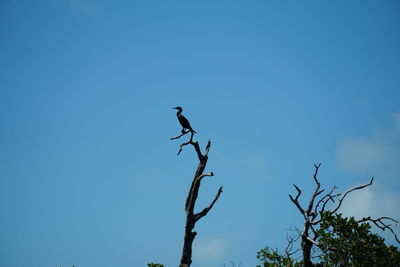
[171,129,223,267]
[283,230,301,261]
[289,164,399,267]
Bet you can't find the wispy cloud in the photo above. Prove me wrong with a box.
[193,237,228,262]
[339,186,400,243]
[336,112,400,243]
[340,186,400,219]
[66,0,102,16]
[337,112,400,182]
[337,138,390,174]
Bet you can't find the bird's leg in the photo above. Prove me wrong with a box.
[181,128,186,134]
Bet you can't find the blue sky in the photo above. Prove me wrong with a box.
[1,1,400,267]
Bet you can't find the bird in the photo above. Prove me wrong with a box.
[173,106,197,134]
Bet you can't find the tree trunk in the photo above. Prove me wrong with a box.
[179,162,205,267]
[301,224,314,267]
[171,137,222,267]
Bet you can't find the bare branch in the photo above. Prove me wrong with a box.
[285,232,301,257]
[171,129,191,140]
[204,139,211,156]
[320,193,341,215]
[195,186,223,222]
[293,184,302,201]
[312,163,321,184]
[306,236,320,246]
[184,172,214,212]
[306,163,322,215]
[178,140,192,156]
[314,186,338,215]
[356,216,400,244]
[197,172,214,181]
[311,246,324,261]
[289,188,305,216]
[172,130,197,156]
[331,177,374,214]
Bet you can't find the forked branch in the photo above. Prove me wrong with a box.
[289,185,305,216]
[172,129,223,267]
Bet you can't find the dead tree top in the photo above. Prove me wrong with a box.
[171,123,223,267]
[289,163,399,244]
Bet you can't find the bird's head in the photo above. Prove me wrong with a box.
[172,106,183,112]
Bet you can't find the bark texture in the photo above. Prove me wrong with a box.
[171,130,223,267]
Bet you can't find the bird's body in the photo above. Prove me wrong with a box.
[173,106,196,134]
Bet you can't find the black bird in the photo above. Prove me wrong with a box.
[173,106,196,134]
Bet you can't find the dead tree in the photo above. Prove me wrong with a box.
[171,129,223,267]
[289,164,399,267]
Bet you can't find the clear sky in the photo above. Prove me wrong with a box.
[1,1,400,267]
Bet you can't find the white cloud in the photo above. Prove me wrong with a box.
[340,186,400,219]
[336,112,400,243]
[339,186,400,244]
[337,112,400,182]
[193,237,228,262]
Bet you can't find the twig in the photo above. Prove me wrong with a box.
[172,130,196,156]
[171,129,191,140]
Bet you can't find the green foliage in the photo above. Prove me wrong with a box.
[257,213,400,267]
[316,212,400,267]
[256,247,302,267]
[147,263,164,267]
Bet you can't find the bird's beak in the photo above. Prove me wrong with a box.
[172,107,177,109]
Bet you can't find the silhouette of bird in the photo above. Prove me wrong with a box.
[173,106,196,134]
